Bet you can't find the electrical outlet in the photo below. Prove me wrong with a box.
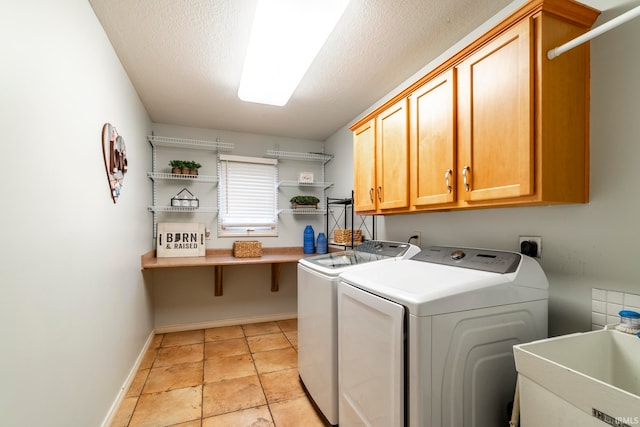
[410,231,422,247]
[205,228,212,240]
[519,236,542,258]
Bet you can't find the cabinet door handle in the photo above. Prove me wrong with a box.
[376,186,382,202]
[445,169,453,193]
[462,166,471,192]
[369,188,374,203]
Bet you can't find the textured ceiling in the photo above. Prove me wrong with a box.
[88,0,619,141]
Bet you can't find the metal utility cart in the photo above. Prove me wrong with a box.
[326,191,376,249]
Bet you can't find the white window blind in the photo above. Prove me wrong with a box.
[218,154,278,236]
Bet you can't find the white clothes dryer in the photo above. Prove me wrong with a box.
[337,246,549,427]
[298,240,420,425]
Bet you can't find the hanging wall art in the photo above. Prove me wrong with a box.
[101,123,128,203]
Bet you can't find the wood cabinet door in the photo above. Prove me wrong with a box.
[353,119,377,212]
[457,18,534,202]
[410,68,456,207]
[376,98,409,210]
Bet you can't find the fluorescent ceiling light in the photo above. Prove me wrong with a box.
[238,0,351,106]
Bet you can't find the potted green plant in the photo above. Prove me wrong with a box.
[169,160,184,174]
[290,195,320,209]
[181,161,191,175]
[187,161,202,176]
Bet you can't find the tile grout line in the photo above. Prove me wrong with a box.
[246,323,279,426]
[201,334,205,425]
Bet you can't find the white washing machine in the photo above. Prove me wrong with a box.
[298,240,420,426]
[337,246,549,427]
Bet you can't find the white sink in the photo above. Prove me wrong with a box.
[514,329,640,427]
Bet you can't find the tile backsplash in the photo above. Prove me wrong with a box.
[592,288,640,330]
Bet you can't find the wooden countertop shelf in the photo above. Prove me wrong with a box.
[141,247,317,296]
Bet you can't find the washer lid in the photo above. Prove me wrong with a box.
[339,252,548,316]
[299,250,391,275]
[298,240,419,275]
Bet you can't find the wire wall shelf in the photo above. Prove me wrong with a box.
[265,150,333,163]
[148,206,217,213]
[278,208,326,215]
[278,180,333,189]
[147,135,234,151]
[147,172,218,183]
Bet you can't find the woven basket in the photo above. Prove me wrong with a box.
[333,229,350,243]
[233,241,262,258]
[333,229,363,245]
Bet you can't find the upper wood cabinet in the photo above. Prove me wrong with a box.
[457,19,534,203]
[376,99,409,211]
[409,68,456,208]
[353,119,377,212]
[350,0,600,215]
[353,99,409,213]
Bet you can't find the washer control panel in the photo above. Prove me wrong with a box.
[411,246,521,274]
[355,240,412,257]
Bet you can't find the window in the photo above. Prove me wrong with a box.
[218,154,278,237]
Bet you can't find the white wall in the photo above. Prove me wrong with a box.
[325,2,640,337]
[149,123,326,329]
[0,1,153,426]
[3,1,633,422]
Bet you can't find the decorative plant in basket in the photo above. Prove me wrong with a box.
[186,161,202,175]
[181,162,191,175]
[169,160,184,174]
[290,195,320,209]
[169,160,202,175]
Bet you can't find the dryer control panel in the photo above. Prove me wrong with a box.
[356,240,414,257]
[412,246,521,274]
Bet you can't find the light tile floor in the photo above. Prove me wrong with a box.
[112,319,326,427]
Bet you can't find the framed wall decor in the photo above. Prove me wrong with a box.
[101,123,128,203]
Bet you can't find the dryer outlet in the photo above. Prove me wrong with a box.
[410,231,421,248]
[519,236,542,258]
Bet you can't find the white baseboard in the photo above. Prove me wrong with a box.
[101,312,298,426]
[100,329,156,427]
[154,312,298,334]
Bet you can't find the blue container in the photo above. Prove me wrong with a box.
[316,232,328,254]
[303,225,315,254]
